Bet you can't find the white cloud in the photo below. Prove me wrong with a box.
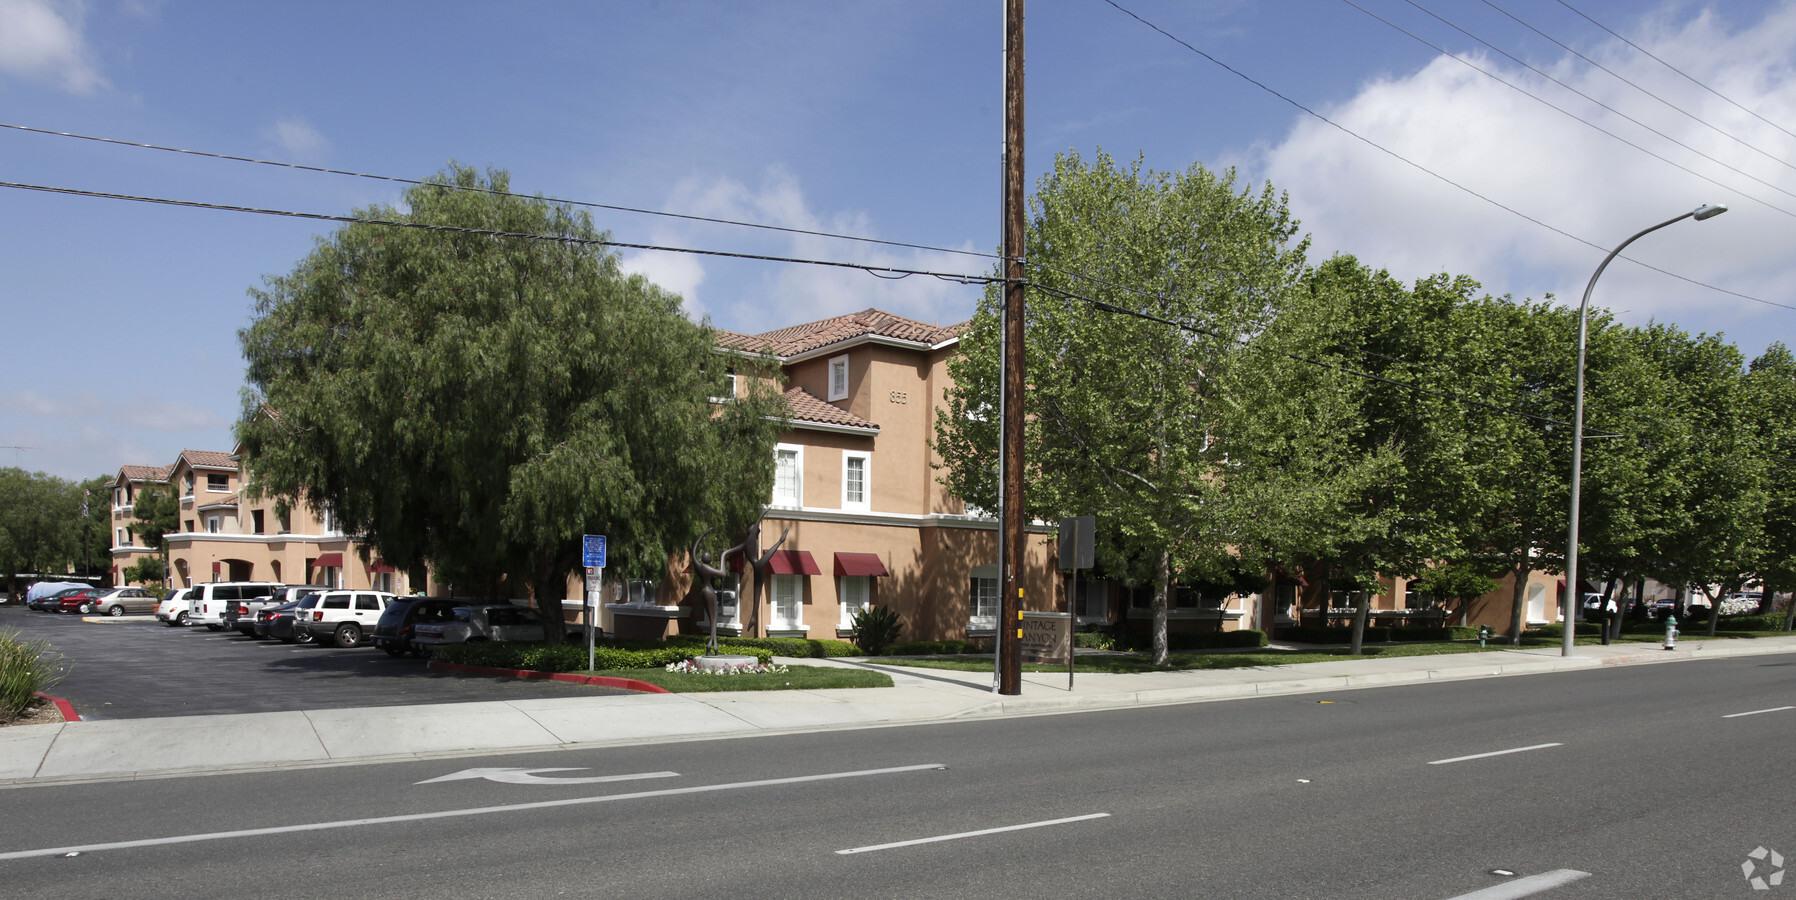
[1245,3,1796,342]
[0,0,107,93]
[263,117,330,161]
[0,389,225,433]
[627,167,984,334]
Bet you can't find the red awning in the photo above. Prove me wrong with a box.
[766,549,822,576]
[834,552,889,577]
[370,559,396,574]
[312,552,343,568]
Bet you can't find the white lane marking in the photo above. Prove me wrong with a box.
[1722,705,1795,718]
[416,767,678,786]
[1437,869,1590,899]
[0,763,944,861]
[1428,743,1563,766]
[836,813,1110,855]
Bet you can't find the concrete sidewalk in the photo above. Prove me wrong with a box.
[5,635,1793,786]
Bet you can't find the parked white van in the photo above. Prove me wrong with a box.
[187,582,285,631]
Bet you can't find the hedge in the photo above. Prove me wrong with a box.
[433,640,772,672]
[667,634,859,658]
[1168,629,1268,650]
[883,640,985,656]
[1278,624,1483,644]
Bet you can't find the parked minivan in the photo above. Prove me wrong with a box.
[186,582,285,631]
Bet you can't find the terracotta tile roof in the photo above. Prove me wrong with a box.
[181,449,238,470]
[197,493,240,510]
[782,388,879,432]
[717,308,964,358]
[118,465,173,482]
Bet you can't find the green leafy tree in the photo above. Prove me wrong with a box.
[937,150,1314,665]
[1747,343,1796,630]
[238,164,786,639]
[0,468,87,598]
[131,484,180,587]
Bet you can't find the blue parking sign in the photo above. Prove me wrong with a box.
[582,534,607,568]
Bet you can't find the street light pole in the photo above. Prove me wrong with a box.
[1563,203,1726,658]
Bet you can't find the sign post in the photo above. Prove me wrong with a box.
[1057,516,1095,690]
[582,536,607,671]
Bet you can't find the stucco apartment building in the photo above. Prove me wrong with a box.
[108,449,412,594]
[604,309,1059,643]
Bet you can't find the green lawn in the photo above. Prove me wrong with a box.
[588,664,893,693]
[872,629,1790,674]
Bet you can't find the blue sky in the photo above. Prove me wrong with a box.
[3,0,1793,481]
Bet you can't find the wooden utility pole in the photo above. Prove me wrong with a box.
[998,0,1025,695]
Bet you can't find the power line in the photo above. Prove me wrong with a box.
[1349,0,1796,217]
[1098,0,1796,315]
[1558,0,1796,143]
[0,121,1001,266]
[1479,0,1796,173]
[0,180,999,286]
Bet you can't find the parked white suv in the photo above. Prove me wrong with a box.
[301,590,397,648]
[155,587,195,627]
[187,582,285,631]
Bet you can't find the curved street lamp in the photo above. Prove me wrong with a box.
[1563,203,1727,658]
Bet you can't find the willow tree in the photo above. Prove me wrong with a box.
[238,164,785,638]
[937,151,1314,665]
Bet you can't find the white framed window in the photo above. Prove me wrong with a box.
[625,580,658,605]
[183,473,195,496]
[828,354,850,402]
[205,516,222,534]
[374,571,395,593]
[207,473,229,492]
[116,527,126,547]
[771,574,804,631]
[321,566,342,589]
[842,451,869,511]
[711,372,737,404]
[1075,579,1109,621]
[969,564,999,629]
[321,505,341,535]
[838,575,870,628]
[772,444,803,508]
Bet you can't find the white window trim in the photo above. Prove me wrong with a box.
[842,451,870,512]
[969,564,999,631]
[710,372,737,405]
[827,354,850,402]
[838,575,870,628]
[205,516,222,534]
[206,474,231,493]
[772,444,804,509]
[771,574,806,633]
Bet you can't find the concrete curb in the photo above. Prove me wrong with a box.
[33,692,79,722]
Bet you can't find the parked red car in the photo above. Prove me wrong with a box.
[56,588,106,614]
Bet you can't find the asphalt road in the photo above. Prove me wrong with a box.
[1,649,1791,898]
[0,605,627,718]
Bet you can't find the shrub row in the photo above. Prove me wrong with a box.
[667,634,859,658]
[434,640,773,672]
[1278,624,1482,644]
[883,640,985,656]
[1169,629,1270,650]
[0,628,66,719]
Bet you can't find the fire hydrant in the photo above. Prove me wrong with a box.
[1478,625,1492,649]
[1663,614,1678,650]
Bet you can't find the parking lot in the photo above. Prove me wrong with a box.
[0,605,627,720]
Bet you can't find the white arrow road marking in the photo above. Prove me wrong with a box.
[1436,869,1590,899]
[416,767,678,786]
[0,763,946,861]
[836,813,1111,855]
[1428,743,1563,765]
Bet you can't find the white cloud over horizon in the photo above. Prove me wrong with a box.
[0,0,106,93]
[621,167,985,335]
[263,117,330,162]
[1242,2,1796,346]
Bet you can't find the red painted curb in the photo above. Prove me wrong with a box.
[427,661,669,694]
[34,692,80,722]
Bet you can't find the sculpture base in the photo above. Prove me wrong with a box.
[696,654,759,672]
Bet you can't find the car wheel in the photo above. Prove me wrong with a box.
[333,623,362,649]
[382,645,404,658]
[175,611,188,626]
[108,605,124,617]
[296,629,315,645]
[79,603,94,614]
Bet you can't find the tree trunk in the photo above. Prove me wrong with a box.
[1151,549,1170,667]
[1349,586,1371,656]
[534,567,568,645]
[1701,585,1722,637]
[1507,562,1530,645]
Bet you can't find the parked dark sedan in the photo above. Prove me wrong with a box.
[55,588,107,614]
[29,588,86,611]
[370,597,463,658]
[263,594,323,644]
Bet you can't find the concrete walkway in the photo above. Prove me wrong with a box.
[5,635,1793,786]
